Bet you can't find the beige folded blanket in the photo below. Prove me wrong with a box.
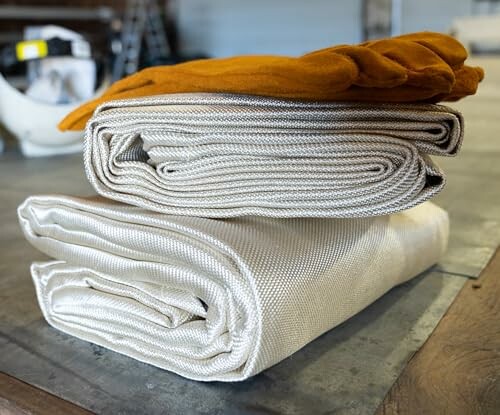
[84,93,462,218]
[19,195,449,381]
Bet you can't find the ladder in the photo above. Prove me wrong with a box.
[112,0,170,81]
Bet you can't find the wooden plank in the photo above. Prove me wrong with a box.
[0,372,93,415]
[376,247,500,415]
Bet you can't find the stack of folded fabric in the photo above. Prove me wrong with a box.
[18,32,483,382]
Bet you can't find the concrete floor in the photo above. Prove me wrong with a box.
[0,57,499,415]
[433,57,500,277]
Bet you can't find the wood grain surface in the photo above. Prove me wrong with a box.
[376,247,500,415]
[0,372,93,415]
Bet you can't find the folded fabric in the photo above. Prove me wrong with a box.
[83,93,462,218]
[18,195,449,381]
[59,31,483,131]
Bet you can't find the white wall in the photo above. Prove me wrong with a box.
[174,0,480,58]
[399,0,473,34]
[175,0,363,57]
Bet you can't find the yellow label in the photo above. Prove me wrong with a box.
[15,40,48,61]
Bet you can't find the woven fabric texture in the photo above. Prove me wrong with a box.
[59,31,483,131]
[19,195,449,381]
[84,93,463,218]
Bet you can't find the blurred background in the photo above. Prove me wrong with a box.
[0,0,499,156]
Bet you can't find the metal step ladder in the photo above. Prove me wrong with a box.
[112,0,170,81]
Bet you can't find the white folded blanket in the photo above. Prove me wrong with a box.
[19,195,449,381]
[84,93,463,218]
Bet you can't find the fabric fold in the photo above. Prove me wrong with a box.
[19,195,449,381]
[84,93,463,218]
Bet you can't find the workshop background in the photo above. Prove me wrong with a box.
[2,0,499,155]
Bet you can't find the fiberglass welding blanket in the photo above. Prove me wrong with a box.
[84,93,463,218]
[19,195,448,381]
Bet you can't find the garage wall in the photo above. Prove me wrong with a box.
[174,0,484,58]
[399,0,473,34]
[175,0,363,57]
